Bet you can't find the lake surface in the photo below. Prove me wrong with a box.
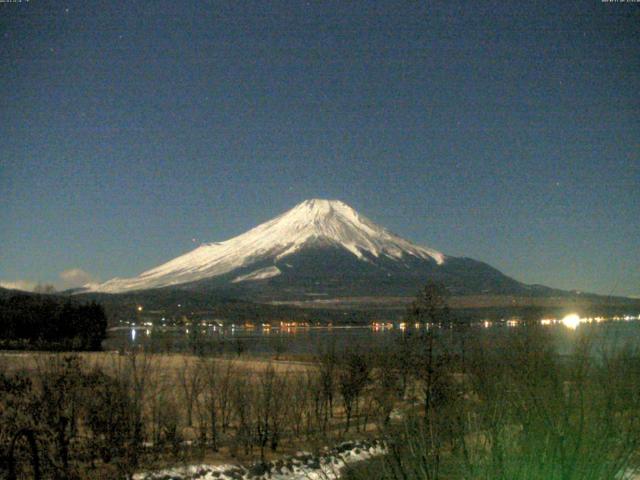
[105,313,640,356]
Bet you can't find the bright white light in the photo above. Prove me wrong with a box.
[562,313,581,330]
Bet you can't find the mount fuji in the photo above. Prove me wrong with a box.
[83,199,541,300]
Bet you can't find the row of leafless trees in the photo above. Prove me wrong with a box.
[346,325,640,480]
[1,333,439,479]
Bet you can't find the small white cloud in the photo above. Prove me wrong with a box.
[1,269,98,293]
[0,280,38,292]
[58,268,97,288]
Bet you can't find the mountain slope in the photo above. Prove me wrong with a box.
[84,198,555,299]
[89,199,446,294]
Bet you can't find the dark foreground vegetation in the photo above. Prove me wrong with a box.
[2,284,640,479]
[0,294,107,350]
[347,335,640,480]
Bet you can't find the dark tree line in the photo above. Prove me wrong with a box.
[0,295,107,350]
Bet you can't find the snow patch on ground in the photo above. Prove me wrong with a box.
[133,440,386,480]
[232,266,281,283]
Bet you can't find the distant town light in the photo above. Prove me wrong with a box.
[137,305,143,312]
[562,313,581,330]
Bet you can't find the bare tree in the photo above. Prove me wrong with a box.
[254,364,279,462]
[177,357,202,428]
[114,349,154,474]
[200,358,221,451]
[35,354,85,478]
[317,346,338,434]
[288,371,312,438]
[218,360,235,434]
[338,350,371,433]
[371,347,403,427]
[231,375,254,457]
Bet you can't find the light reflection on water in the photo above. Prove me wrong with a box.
[107,314,640,355]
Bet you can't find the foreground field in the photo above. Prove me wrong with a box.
[4,320,640,479]
[1,345,395,478]
[0,351,313,376]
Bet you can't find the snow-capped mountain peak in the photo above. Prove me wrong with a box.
[89,199,445,293]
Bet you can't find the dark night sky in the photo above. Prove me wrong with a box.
[1,0,638,296]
